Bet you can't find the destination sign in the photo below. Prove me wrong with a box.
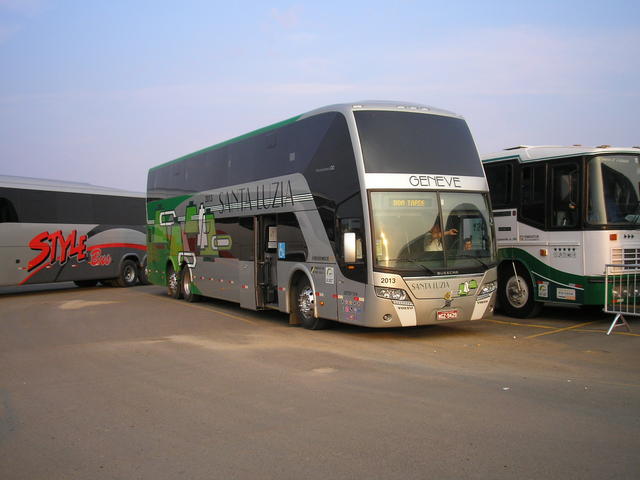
[391,199,426,207]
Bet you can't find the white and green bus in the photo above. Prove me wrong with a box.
[0,175,147,289]
[146,101,498,329]
[482,145,640,317]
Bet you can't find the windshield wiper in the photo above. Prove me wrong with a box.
[454,254,489,269]
[624,214,640,225]
[382,258,435,275]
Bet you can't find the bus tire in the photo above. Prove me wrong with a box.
[181,266,200,303]
[114,259,139,288]
[139,258,150,285]
[167,264,182,299]
[498,264,542,318]
[295,276,329,330]
[74,279,98,287]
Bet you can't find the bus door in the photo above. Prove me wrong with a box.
[548,161,583,303]
[256,215,278,308]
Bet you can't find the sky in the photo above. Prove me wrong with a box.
[1,0,638,192]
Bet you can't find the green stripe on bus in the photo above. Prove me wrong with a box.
[499,247,605,305]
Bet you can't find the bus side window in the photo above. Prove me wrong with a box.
[551,164,579,227]
[521,164,546,227]
[0,197,18,222]
[485,163,512,208]
[276,212,307,261]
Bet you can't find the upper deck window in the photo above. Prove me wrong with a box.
[354,111,483,176]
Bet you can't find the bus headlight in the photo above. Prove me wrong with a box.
[375,286,409,301]
[478,281,497,296]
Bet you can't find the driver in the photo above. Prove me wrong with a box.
[425,219,458,251]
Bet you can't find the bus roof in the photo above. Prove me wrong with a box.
[481,145,640,164]
[150,100,463,172]
[0,175,145,198]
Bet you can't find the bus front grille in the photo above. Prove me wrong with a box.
[611,247,640,272]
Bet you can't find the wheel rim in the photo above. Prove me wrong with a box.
[168,268,178,295]
[297,285,314,321]
[505,275,529,309]
[124,265,136,284]
[182,268,191,296]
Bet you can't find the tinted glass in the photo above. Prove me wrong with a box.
[484,163,512,208]
[521,164,546,226]
[277,212,307,261]
[215,216,255,260]
[0,187,144,225]
[551,163,579,228]
[0,197,18,222]
[147,113,343,199]
[355,111,482,175]
[587,155,640,225]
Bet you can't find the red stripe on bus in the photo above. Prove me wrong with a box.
[87,243,147,251]
[18,263,50,285]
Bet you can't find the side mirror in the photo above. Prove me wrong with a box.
[343,232,357,263]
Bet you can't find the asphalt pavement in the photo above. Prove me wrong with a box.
[1,283,638,479]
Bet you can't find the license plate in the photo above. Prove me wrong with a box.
[437,309,458,320]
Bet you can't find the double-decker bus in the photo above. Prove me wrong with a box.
[0,175,147,289]
[482,145,640,317]
[146,101,498,329]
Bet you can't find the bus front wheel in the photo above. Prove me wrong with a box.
[498,265,542,318]
[295,277,329,330]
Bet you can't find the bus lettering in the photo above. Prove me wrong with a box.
[211,180,295,213]
[28,230,88,272]
[408,175,462,188]
[89,248,112,266]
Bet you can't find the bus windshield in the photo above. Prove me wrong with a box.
[354,111,483,176]
[370,191,496,274]
[588,155,640,226]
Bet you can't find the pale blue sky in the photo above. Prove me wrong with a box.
[1,0,638,191]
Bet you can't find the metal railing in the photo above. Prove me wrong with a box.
[604,264,638,335]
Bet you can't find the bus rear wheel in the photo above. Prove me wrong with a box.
[167,264,182,299]
[114,259,139,287]
[498,264,542,318]
[295,277,329,330]
[139,258,150,285]
[181,266,200,302]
